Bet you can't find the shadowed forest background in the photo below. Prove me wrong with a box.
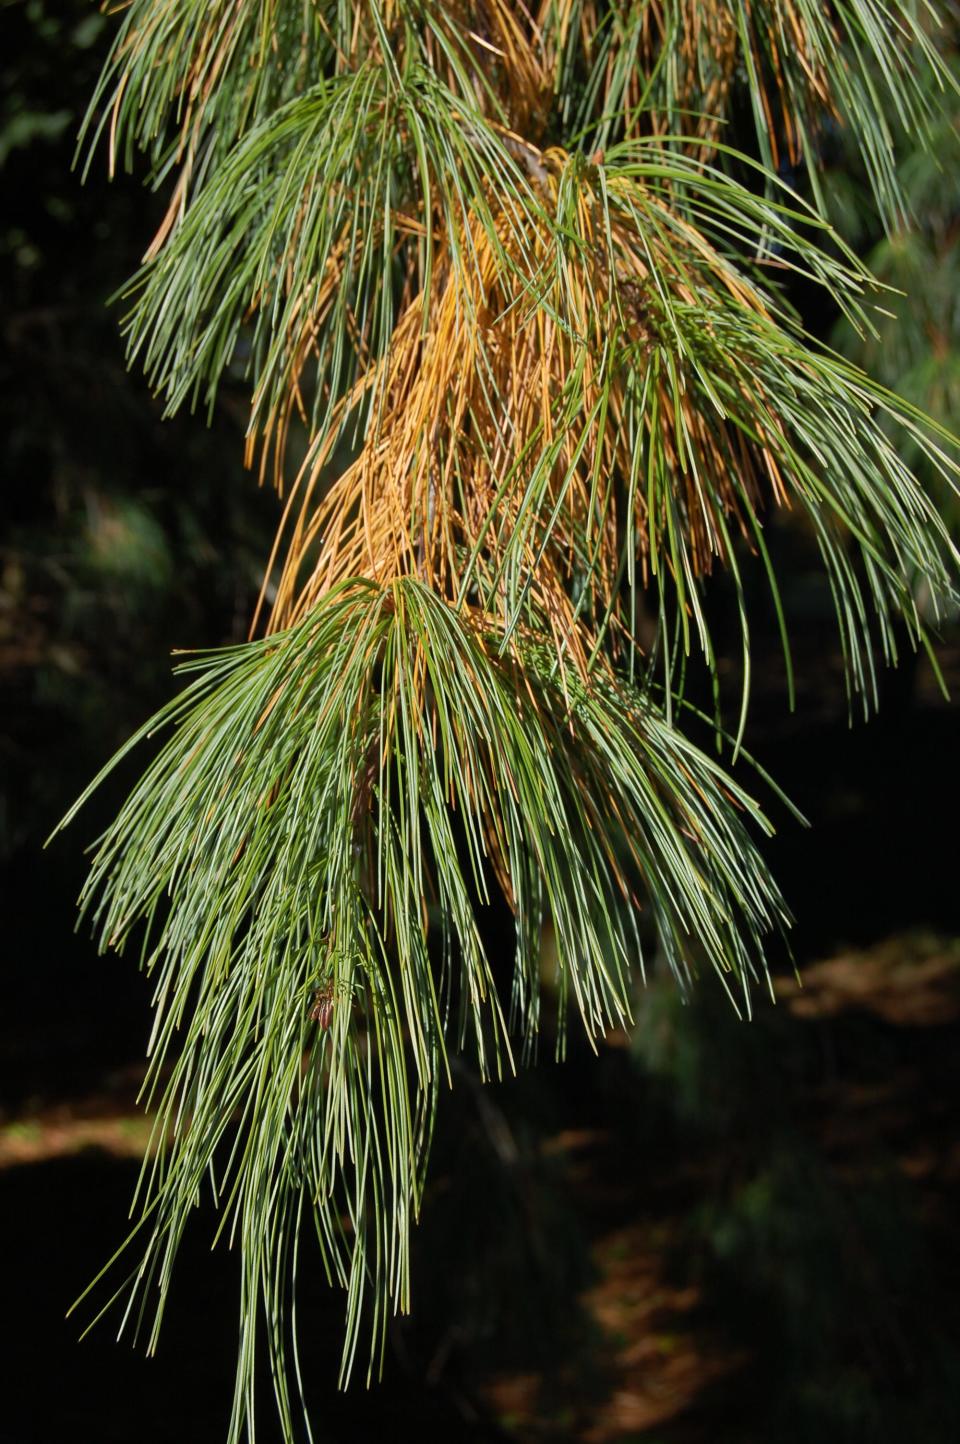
[3,2,960,1440]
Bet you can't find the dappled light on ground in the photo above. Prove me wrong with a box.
[0,1073,150,1168]
[2,913,959,1443]
[473,929,960,1441]
[777,933,960,1026]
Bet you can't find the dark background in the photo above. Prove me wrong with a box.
[3,4,959,1441]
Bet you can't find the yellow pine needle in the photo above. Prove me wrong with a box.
[246,144,786,689]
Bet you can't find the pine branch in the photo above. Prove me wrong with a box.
[55,577,787,1431]
[59,3,960,1438]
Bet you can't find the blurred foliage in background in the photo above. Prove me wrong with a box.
[1,0,279,1098]
[0,0,279,860]
[829,46,960,548]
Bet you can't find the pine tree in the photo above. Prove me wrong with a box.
[56,3,959,1437]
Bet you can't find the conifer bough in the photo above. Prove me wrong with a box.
[60,2,960,1437]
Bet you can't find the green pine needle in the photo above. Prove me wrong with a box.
[54,577,788,1436]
